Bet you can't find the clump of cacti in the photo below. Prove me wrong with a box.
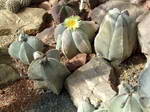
[54,16,98,59]
[0,0,44,13]
[94,8,137,65]
[28,49,70,95]
[8,33,44,64]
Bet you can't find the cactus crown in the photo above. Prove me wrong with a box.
[64,16,80,30]
[18,33,28,42]
[39,57,48,65]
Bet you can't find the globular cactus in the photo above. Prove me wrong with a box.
[94,8,137,65]
[107,82,143,112]
[8,33,44,64]
[54,16,98,59]
[28,49,70,95]
[138,63,150,111]
[0,0,41,13]
[51,1,77,23]
[0,0,7,10]
[93,82,143,112]
[79,82,144,112]
[5,0,21,13]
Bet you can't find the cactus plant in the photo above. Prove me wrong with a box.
[28,50,70,95]
[54,16,98,59]
[0,0,44,13]
[107,82,143,112]
[138,63,150,111]
[94,8,137,65]
[5,0,21,13]
[51,1,77,23]
[8,33,44,64]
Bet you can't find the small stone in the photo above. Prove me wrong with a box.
[0,48,12,64]
[65,53,87,72]
[36,27,55,47]
[38,1,51,10]
[65,57,117,107]
[138,12,150,58]
[0,64,20,86]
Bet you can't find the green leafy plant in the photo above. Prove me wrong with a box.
[94,8,137,65]
[54,16,98,59]
[8,33,44,64]
[28,49,70,95]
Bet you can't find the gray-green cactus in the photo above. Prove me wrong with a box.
[28,50,70,95]
[51,1,76,23]
[94,8,137,65]
[8,33,44,64]
[54,16,98,59]
[138,63,150,111]
[107,82,143,112]
[93,82,143,112]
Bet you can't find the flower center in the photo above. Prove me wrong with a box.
[64,16,80,30]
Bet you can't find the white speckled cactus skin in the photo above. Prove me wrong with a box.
[0,0,44,13]
[0,0,7,9]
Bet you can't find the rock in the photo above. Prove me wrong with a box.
[24,90,77,112]
[89,0,147,25]
[65,57,117,107]
[38,1,51,10]
[0,64,20,87]
[65,53,87,72]
[0,8,50,48]
[138,12,150,58]
[144,1,150,10]
[130,0,145,4]
[0,48,12,64]
[36,27,55,47]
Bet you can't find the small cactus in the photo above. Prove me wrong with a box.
[107,82,143,112]
[94,8,137,65]
[8,33,44,64]
[0,0,43,13]
[0,0,7,10]
[6,0,21,13]
[138,63,150,111]
[28,50,70,95]
[54,16,98,59]
[51,1,76,23]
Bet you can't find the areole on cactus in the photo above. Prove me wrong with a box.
[54,16,98,59]
[8,33,44,64]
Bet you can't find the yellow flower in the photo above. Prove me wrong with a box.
[64,16,80,30]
